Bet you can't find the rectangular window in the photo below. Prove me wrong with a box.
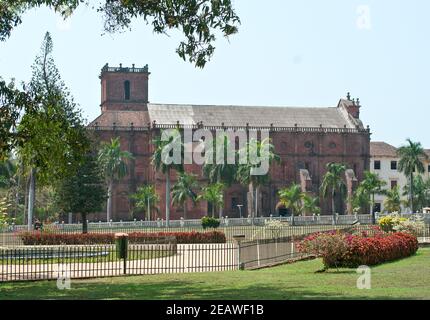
[391,180,398,189]
[374,160,381,170]
[373,203,381,213]
[391,161,397,170]
[428,165,430,172]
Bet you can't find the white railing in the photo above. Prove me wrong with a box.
[3,213,429,232]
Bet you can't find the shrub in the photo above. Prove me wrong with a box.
[264,219,287,239]
[201,216,221,229]
[392,218,426,236]
[298,231,418,269]
[20,230,226,245]
[378,214,407,232]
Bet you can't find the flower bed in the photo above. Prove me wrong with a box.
[20,231,226,245]
[298,229,418,269]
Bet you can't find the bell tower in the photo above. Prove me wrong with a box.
[99,63,150,112]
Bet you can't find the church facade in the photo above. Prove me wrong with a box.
[87,64,371,221]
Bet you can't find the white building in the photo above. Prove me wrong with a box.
[370,142,430,213]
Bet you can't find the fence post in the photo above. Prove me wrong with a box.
[115,233,129,275]
[233,235,246,270]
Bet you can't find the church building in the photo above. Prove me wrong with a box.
[87,64,371,221]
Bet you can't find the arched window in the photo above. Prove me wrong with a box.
[124,80,130,100]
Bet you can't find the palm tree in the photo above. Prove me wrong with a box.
[352,186,370,215]
[359,171,386,223]
[236,137,279,218]
[384,185,402,213]
[398,139,428,213]
[151,129,184,226]
[131,185,160,221]
[98,137,133,222]
[278,184,302,226]
[302,194,321,216]
[171,172,198,219]
[197,183,224,217]
[403,176,430,212]
[202,133,237,217]
[320,163,347,219]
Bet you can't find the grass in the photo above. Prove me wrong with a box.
[1,248,430,300]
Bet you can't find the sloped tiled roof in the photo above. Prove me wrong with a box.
[370,142,398,157]
[146,103,355,128]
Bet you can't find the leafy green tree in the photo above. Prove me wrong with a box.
[320,163,347,218]
[17,32,89,230]
[151,129,184,226]
[197,183,224,218]
[359,171,386,223]
[98,137,133,222]
[0,0,240,68]
[0,156,16,189]
[384,185,402,213]
[398,139,428,212]
[278,184,303,225]
[55,154,106,233]
[131,185,160,221]
[171,172,198,219]
[0,79,36,161]
[236,137,279,218]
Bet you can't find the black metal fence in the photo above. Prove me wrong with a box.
[0,243,238,282]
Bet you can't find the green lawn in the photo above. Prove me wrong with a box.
[2,248,429,300]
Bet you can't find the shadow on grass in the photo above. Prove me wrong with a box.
[0,278,407,301]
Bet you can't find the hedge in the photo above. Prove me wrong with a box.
[298,230,418,269]
[20,231,226,245]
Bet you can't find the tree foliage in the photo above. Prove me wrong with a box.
[0,0,240,68]
[397,139,428,212]
[55,153,106,233]
[171,172,198,219]
[320,163,347,215]
[278,184,303,216]
[16,31,89,184]
[131,184,160,220]
[197,182,224,217]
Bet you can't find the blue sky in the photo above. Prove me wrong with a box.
[0,0,428,148]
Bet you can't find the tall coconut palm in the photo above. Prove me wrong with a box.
[202,133,237,217]
[171,172,198,219]
[151,129,184,226]
[398,139,428,213]
[277,184,303,226]
[98,137,133,222]
[236,137,279,218]
[384,185,402,213]
[197,183,224,217]
[320,163,347,219]
[359,171,386,223]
